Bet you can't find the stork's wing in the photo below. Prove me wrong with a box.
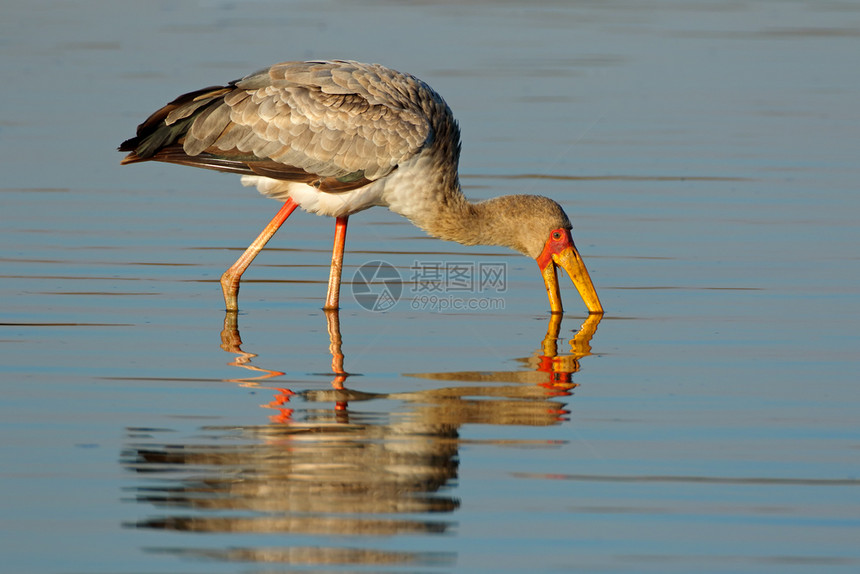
[119,60,435,192]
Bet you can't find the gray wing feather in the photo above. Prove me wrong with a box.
[186,102,232,154]
[179,60,433,181]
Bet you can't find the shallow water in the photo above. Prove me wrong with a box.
[2,1,860,573]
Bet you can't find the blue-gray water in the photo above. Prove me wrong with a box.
[2,1,859,573]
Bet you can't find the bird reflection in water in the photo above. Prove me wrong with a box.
[122,311,600,568]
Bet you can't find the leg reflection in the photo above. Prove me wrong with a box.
[220,311,293,422]
[219,309,602,425]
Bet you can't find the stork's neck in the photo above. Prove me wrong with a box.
[387,176,524,254]
[419,188,486,245]
[382,125,535,256]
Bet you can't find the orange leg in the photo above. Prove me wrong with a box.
[324,216,349,310]
[220,198,299,311]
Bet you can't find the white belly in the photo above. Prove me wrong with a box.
[241,176,388,218]
[241,153,444,225]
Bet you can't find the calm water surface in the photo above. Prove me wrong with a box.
[2,1,859,573]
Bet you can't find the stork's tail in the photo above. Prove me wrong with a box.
[118,85,231,164]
